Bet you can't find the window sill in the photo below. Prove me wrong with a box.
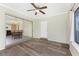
[71,41,79,52]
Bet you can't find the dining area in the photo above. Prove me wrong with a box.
[7,23,23,39]
[5,14,32,48]
[6,20,23,39]
[5,15,24,47]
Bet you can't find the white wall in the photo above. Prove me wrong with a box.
[33,13,69,44]
[47,13,69,44]
[23,20,32,37]
[0,10,6,50]
[35,12,69,44]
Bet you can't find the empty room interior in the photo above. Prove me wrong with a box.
[0,3,79,56]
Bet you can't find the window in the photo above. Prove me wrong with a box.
[74,7,79,44]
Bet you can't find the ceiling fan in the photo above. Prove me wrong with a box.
[27,3,47,15]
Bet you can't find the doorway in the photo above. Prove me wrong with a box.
[5,14,33,47]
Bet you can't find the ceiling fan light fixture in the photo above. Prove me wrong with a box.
[35,10,39,12]
[27,3,47,15]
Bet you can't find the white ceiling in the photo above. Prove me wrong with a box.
[2,3,74,19]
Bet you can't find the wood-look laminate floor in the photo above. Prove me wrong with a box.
[0,39,71,56]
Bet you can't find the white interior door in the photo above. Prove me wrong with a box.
[40,21,48,38]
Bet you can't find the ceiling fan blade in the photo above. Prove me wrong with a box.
[39,6,47,9]
[39,10,45,14]
[27,9,36,11]
[31,3,38,9]
[35,12,37,15]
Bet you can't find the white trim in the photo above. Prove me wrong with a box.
[69,3,79,55]
[70,3,79,43]
[72,3,79,12]
[72,41,79,52]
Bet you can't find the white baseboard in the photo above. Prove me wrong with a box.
[0,47,5,50]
